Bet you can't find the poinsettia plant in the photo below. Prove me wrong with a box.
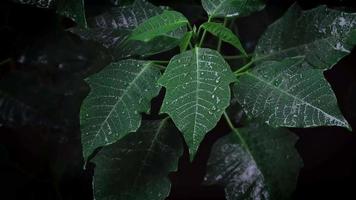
[12,0,356,199]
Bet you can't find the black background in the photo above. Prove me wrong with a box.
[0,0,356,199]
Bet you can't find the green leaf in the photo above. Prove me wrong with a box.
[255,4,356,70]
[205,122,302,200]
[346,29,356,45]
[70,0,186,59]
[10,0,55,8]
[179,31,193,52]
[80,59,161,160]
[92,118,183,200]
[129,10,189,42]
[57,0,87,28]
[158,47,236,159]
[234,57,350,129]
[201,0,265,18]
[201,22,247,56]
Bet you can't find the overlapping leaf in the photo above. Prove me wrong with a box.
[129,10,188,42]
[179,31,193,52]
[201,0,265,18]
[10,0,55,8]
[57,0,87,28]
[93,119,183,200]
[201,22,247,56]
[255,4,356,70]
[80,59,161,160]
[158,47,236,159]
[234,57,350,129]
[205,122,302,200]
[70,0,186,59]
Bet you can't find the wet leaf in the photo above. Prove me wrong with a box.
[158,47,236,159]
[57,0,87,28]
[80,59,161,160]
[234,57,350,129]
[201,22,247,56]
[201,0,265,18]
[93,118,183,200]
[70,0,186,59]
[255,4,356,70]
[205,122,302,200]
[129,10,188,42]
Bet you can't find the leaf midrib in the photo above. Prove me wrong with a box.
[255,29,346,62]
[91,62,152,147]
[131,118,169,191]
[243,71,348,127]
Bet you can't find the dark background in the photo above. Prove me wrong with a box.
[0,0,356,199]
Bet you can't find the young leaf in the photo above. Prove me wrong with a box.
[234,57,350,129]
[205,122,302,200]
[80,60,161,160]
[158,47,236,159]
[179,31,193,52]
[255,4,356,70]
[93,119,183,200]
[57,0,87,28]
[70,0,186,59]
[201,22,247,56]
[201,0,265,18]
[129,10,189,42]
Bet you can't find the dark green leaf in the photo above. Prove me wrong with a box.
[201,0,265,18]
[255,4,356,70]
[205,122,302,200]
[57,0,87,28]
[10,0,55,8]
[70,0,186,59]
[179,31,193,52]
[201,22,247,56]
[93,118,183,200]
[129,10,189,42]
[158,47,236,159]
[234,57,350,129]
[80,59,161,160]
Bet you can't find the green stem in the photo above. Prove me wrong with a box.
[223,112,250,153]
[188,23,193,32]
[224,54,252,60]
[217,18,228,52]
[198,16,212,47]
[151,63,166,70]
[151,60,169,64]
[234,59,254,75]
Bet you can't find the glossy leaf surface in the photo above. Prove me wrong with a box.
[159,47,236,159]
[201,0,265,18]
[205,122,302,200]
[129,10,188,42]
[255,4,356,70]
[234,57,350,129]
[93,119,183,200]
[57,0,87,28]
[70,0,186,59]
[201,22,247,56]
[80,59,161,159]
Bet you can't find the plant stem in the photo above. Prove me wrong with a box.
[217,18,228,52]
[198,16,212,47]
[151,63,166,70]
[224,54,252,60]
[234,59,254,75]
[151,60,169,64]
[223,112,251,153]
